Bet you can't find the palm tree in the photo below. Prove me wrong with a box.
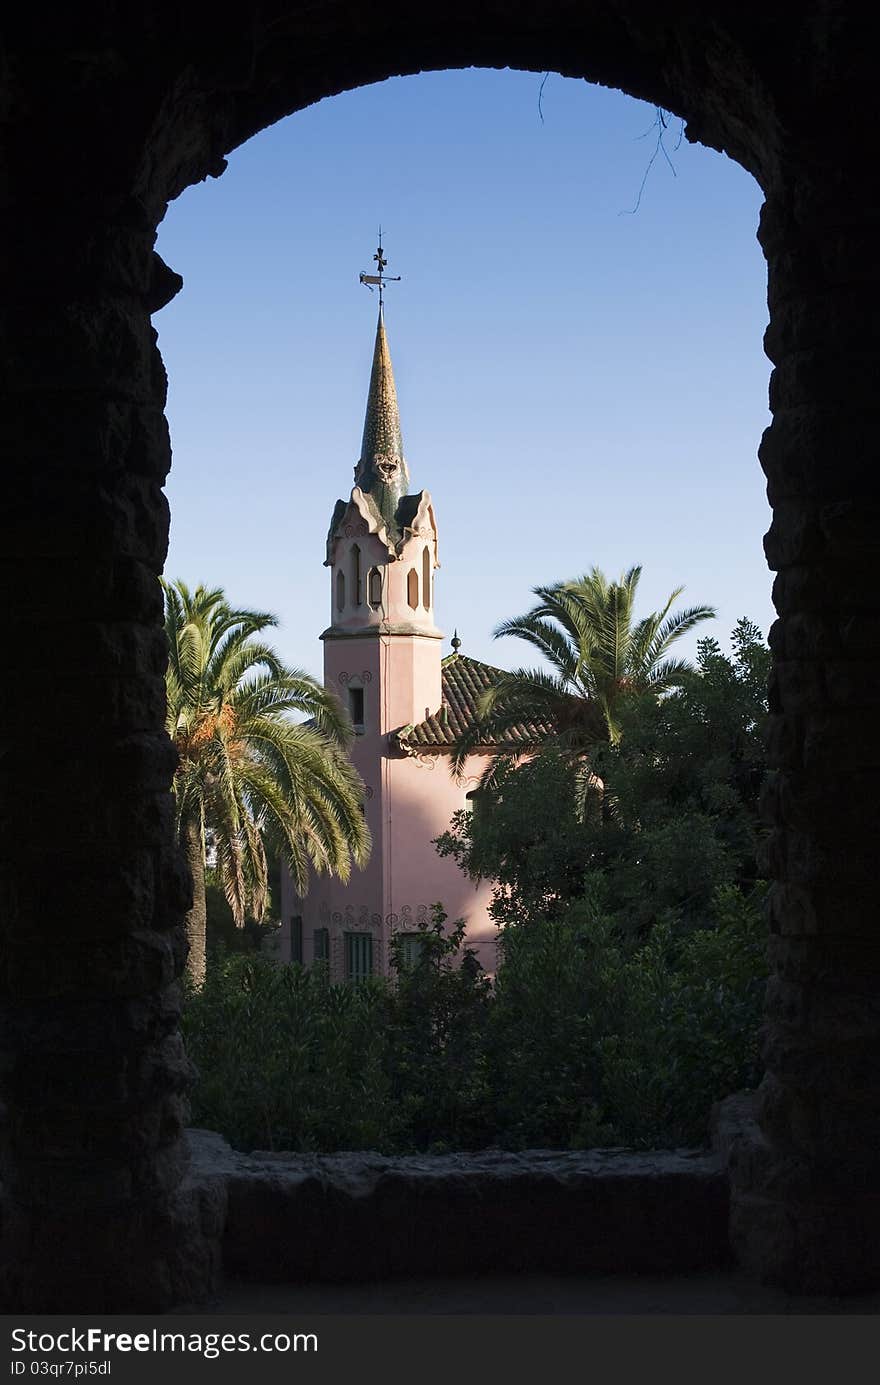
[163,580,370,986]
[453,565,715,796]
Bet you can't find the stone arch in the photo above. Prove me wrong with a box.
[2,3,876,1310]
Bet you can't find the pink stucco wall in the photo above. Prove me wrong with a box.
[277,502,500,978]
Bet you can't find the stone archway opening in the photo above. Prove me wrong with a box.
[157,59,771,1143]
[157,67,772,685]
[2,4,876,1310]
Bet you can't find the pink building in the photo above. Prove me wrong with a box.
[278,303,539,978]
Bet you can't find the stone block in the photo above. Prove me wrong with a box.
[768,934,880,985]
[763,503,825,570]
[210,1140,730,1282]
[4,929,176,999]
[804,709,880,770]
[0,851,157,941]
[761,1029,880,1102]
[4,299,155,398]
[768,878,880,937]
[770,659,827,713]
[768,358,880,415]
[730,1187,880,1294]
[720,1093,880,1291]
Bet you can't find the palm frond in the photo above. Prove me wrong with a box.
[457,563,713,766]
[164,579,371,934]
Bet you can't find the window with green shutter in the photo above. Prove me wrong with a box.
[396,932,425,971]
[313,927,329,963]
[344,931,373,983]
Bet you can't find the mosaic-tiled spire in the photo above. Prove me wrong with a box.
[356,306,410,530]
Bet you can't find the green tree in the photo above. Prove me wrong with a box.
[587,616,771,931]
[453,566,715,804]
[442,619,768,939]
[436,751,602,927]
[163,580,370,986]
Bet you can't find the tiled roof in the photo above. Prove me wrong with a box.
[397,653,553,751]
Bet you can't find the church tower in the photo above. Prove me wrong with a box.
[305,246,442,978]
[322,298,442,723]
[279,241,502,980]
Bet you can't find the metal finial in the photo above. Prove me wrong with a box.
[451,629,462,653]
[359,227,401,309]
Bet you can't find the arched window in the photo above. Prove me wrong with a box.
[350,544,362,605]
[368,567,382,607]
[336,569,345,612]
[422,545,431,610]
[407,568,419,610]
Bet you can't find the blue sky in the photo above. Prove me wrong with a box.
[156,68,773,682]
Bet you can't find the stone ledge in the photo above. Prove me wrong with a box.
[187,1129,731,1284]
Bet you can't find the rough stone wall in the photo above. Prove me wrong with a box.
[0,2,876,1307]
[727,164,880,1292]
[0,180,219,1304]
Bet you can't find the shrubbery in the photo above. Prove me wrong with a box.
[185,887,765,1154]
[184,620,769,1154]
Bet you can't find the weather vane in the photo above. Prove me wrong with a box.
[359,227,401,309]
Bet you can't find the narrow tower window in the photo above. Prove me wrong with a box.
[368,567,382,607]
[336,569,345,612]
[351,544,362,606]
[407,568,419,610]
[348,685,365,730]
[289,916,303,964]
[422,545,431,610]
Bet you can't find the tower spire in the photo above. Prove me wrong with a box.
[355,236,408,529]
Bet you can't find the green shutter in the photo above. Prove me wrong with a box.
[313,927,330,962]
[397,932,424,971]
[345,931,373,982]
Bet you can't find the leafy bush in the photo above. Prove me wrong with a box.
[184,908,492,1154]
[584,883,767,1147]
[482,882,766,1150]
[184,955,393,1151]
[186,884,765,1153]
[186,620,770,1154]
[385,907,493,1151]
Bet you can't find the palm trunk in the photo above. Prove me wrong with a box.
[182,817,207,988]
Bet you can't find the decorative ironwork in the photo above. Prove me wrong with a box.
[359,229,401,309]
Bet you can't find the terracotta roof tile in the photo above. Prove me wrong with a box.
[397,653,552,751]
